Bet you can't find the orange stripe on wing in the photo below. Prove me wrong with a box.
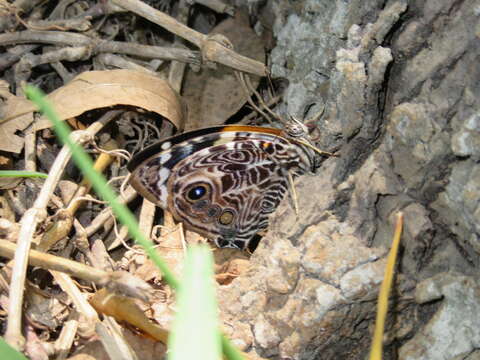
[219,125,283,136]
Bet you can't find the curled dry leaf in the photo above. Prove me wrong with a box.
[0,70,186,153]
[182,10,266,130]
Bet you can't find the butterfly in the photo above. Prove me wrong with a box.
[127,122,321,249]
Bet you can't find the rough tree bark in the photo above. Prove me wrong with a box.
[219,0,480,359]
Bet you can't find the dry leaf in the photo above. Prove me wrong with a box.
[35,70,185,131]
[0,198,16,223]
[182,10,265,130]
[0,70,186,153]
[0,154,11,166]
[0,177,23,190]
[25,289,68,329]
[0,80,34,153]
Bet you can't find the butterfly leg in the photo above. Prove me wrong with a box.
[287,170,299,217]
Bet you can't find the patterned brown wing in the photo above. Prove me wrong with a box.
[128,125,317,249]
[166,140,290,249]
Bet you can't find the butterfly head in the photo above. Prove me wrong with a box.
[283,116,310,138]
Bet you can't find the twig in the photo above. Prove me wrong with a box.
[50,271,98,331]
[168,0,190,94]
[238,95,282,124]
[4,111,118,350]
[84,185,137,237]
[19,16,92,32]
[287,171,299,216]
[96,53,160,75]
[111,0,267,76]
[50,60,74,83]
[39,123,119,252]
[138,199,156,245]
[0,31,201,64]
[54,314,79,360]
[236,71,274,124]
[0,44,38,72]
[96,318,137,360]
[0,239,107,283]
[23,124,36,172]
[0,239,153,300]
[0,0,44,33]
[244,73,281,122]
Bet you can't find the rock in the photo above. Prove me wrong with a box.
[217,0,480,358]
[218,211,388,359]
[269,0,385,119]
[433,161,480,255]
[451,112,480,159]
[399,273,480,360]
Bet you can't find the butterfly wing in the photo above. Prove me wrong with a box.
[166,140,290,248]
[128,126,315,249]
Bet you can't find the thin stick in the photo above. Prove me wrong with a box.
[84,185,137,237]
[235,71,273,124]
[0,31,200,65]
[50,270,98,325]
[243,73,281,122]
[111,0,267,76]
[168,0,189,94]
[24,124,36,172]
[4,111,117,350]
[54,315,79,360]
[0,239,108,284]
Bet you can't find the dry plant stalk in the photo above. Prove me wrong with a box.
[4,111,119,350]
[54,315,79,360]
[111,0,267,76]
[0,239,108,286]
[38,138,119,252]
[96,317,138,360]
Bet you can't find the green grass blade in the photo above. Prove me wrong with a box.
[168,245,221,360]
[0,170,48,179]
[0,337,28,360]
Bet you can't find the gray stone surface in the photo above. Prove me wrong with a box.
[399,274,480,360]
[218,0,480,358]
